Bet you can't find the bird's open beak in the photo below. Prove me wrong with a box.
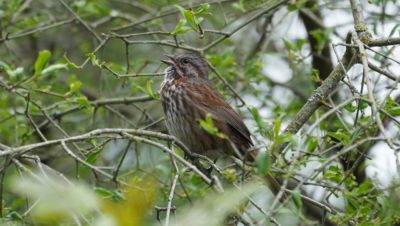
[161,54,177,66]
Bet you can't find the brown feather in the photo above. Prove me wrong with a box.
[184,82,253,159]
[160,53,255,160]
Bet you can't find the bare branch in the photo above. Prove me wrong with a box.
[56,0,102,42]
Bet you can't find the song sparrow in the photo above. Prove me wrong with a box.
[159,52,255,161]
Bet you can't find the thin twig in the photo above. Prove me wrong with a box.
[0,18,75,43]
[102,63,164,77]
[202,0,287,51]
[61,141,118,182]
[56,0,101,42]
[112,141,132,182]
[164,158,179,226]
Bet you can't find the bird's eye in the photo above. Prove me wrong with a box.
[181,58,189,64]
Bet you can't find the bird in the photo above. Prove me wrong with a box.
[159,51,283,200]
[159,51,256,161]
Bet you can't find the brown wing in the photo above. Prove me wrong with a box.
[186,82,253,148]
[212,106,253,146]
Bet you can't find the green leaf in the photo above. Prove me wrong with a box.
[284,38,306,52]
[174,4,186,14]
[34,50,51,76]
[173,4,209,34]
[310,28,334,53]
[69,80,82,93]
[344,102,357,112]
[324,172,341,183]
[385,96,397,106]
[146,80,159,100]
[42,63,68,75]
[255,152,270,175]
[86,151,99,164]
[358,100,368,110]
[327,130,350,144]
[232,0,246,12]
[283,39,293,51]
[95,187,114,198]
[194,3,210,15]
[0,61,11,74]
[64,53,80,68]
[172,19,191,35]
[307,136,318,152]
[287,3,298,11]
[249,107,268,136]
[328,165,341,172]
[183,10,198,28]
[384,96,400,116]
[198,113,226,139]
[272,118,282,138]
[295,38,306,50]
[74,96,90,109]
[184,9,199,32]
[291,190,302,210]
[347,197,360,211]
[87,53,101,67]
[273,133,292,147]
[95,187,124,201]
[358,180,374,195]
[9,67,25,82]
[222,168,238,182]
[8,211,23,221]
[388,106,400,116]
[324,168,343,183]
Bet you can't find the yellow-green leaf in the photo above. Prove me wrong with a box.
[198,113,225,139]
[34,50,51,76]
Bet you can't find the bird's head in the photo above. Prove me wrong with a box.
[161,52,208,81]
